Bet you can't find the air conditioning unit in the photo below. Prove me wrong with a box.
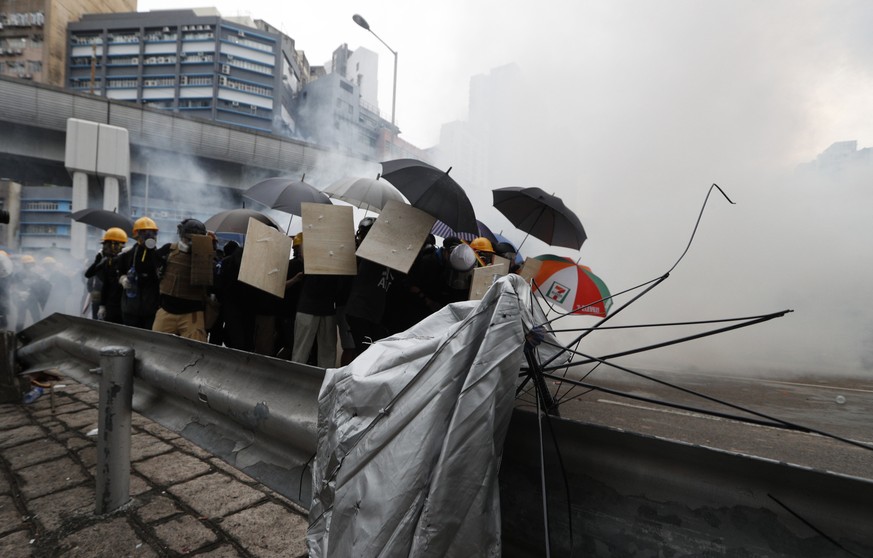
[238,30,245,37]
[180,75,188,85]
[219,76,227,86]
[132,57,138,64]
[221,64,230,74]
[231,101,239,107]
[162,27,170,33]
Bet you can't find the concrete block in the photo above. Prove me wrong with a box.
[0,425,44,450]
[153,515,218,554]
[194,544,244,557]
[132,452,210,486]
[0,529,33,558]
[58,517,157,557]
[0,494,26,536]
[130,432,172,462]
[0,409,30,430]
[2,438,68,469]
[16,456,89,499]
[27,486,93,531]
[222,502,308,557]
[136,494,180,523]
[55,408,98,431]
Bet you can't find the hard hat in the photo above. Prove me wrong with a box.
[0,250,7,257]
[449,244,477,272]
[133,216,158,235]
[20,254,35,264]
[42,256,56,264]
[102,227,128,243]
[470,237,494,253]
[293,232,303,247]
[178,218,206,238]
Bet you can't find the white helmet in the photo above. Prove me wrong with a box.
[449,244,477,272]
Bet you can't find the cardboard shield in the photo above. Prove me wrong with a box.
[238,218,292,298]
[355,200,435,274]
[469,263,508,300]
[518,257,544,284]
[190,234,215,287]
[301,203,357,275]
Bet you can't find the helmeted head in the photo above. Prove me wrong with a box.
[448,243,476,272]
[133,216,159,248]
[177,218,206,252]
[102,227,128,256]
[470,237,494,254]
[20,254,35,265]
[355,217,376,247]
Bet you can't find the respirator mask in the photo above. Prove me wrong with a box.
[139,230,157,249]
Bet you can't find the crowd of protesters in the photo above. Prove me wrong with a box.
[1,213,520,368]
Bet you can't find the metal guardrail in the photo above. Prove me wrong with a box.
[11,313,873,556]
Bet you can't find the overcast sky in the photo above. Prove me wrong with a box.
[137,1,873,378]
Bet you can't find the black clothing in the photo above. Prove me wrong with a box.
[116,243,162,329]
[84,252,125,324]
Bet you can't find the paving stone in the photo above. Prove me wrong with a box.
[153,515,218,554]
[136,494,180,523]
[0,494,27,537]
[77,446,96,469]
[26,393,77,413]
[71,390,100,404]
[57,517,157,557]
[65,437,91,452]
[27,486,94,532]
[0,425,44,450]
[131,474,151,496]
[31,397,91,416]
[55,408,98,431]
[168,473,266,519]
[137,421,180,440]
[55,383,92,395]
[208,458,258,485]
[16,456,89,499]
[171,436,213,459]
[194,544,244,557]
[133,452,210,486]
[0,409,30,430]
[2,438,68,469]
[130,432,172,462]
[0,529,33,558]
[222,502,308,557]
[0,469,10,494]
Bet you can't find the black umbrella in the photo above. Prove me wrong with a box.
[69,208,134,236]
[204,209,280,235]
[243,175,332,216]
[380,159,478,235]
[492,187,586,250]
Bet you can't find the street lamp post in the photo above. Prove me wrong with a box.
[353,14,397,128]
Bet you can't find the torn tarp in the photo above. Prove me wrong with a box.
[307,274,561,557]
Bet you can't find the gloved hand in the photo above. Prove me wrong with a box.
[97,306,107,320]
[119,275,132,290]
[94,252,103,264]
[524,325,547,351]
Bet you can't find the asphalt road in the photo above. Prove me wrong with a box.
[516,368,873,479]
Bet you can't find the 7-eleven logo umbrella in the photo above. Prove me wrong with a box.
[530,255,612,317]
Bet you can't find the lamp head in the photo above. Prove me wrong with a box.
[352,14,370,30]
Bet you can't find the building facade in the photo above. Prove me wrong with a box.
[67,9,300,134]
[0,0,134,85]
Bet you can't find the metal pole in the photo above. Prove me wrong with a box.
[95,346,134,515]
[390,50,397,127]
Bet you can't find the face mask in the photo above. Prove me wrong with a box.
[144,238,157,249]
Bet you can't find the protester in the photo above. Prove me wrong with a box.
[13,254,51,330]
[291,233,342,368]
[152,218,213,341]
[0,250,12,329]
[84,227,128,324]
[276,233,305,358]
[117,216,162,329]
[470,236,496,266]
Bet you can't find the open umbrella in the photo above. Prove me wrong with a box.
[322,175,407,213]
[492,187,586,250]
[381,159,478,235]
[529,255,611,317]
[244,175,332,216]
[431,219,497,243]
[69,208,134,236]
[204,209,280,235]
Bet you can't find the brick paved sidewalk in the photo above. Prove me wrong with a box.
[0,380,310,557]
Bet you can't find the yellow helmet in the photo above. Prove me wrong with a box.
[292,232,303,247]
[133,216,158,236]
[470,237,494,253]
[103,227,128,243]
[20,254,35,264]
[42,256,57,264]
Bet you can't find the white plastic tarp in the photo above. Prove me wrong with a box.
[307,274,562,557]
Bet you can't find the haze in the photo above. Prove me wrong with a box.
[134,1,873,377]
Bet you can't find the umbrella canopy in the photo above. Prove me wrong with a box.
[321,175,407,213]
[69,209,134,236]
[381,159,478,235]
[431,219,497,243]
[492,187,586,250]
[530,255,611,317]
[204,209,280,235]
[244,176,332,216]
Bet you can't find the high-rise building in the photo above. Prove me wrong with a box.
[0,0,135,85]
[67,9,304,134]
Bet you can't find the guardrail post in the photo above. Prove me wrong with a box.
[0,330,21,403]
[95,346,134,515]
